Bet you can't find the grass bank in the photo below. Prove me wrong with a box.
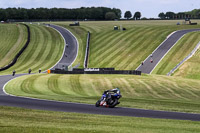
[53,20,200,70]
[5,74,200,113]
[0,24,27,68]
[0,106,199,133]
[0,24,64,75]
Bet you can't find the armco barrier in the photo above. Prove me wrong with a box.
[50,68,141,75]
[167,41,200,76]
[84,31,90,68]
[0,24,30,71]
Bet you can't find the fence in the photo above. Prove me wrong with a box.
[167,41,200,76]
[0,24,30,71]
[51,68,141,75]
[84,31,90,68]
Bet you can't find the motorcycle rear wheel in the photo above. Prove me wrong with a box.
[108,99,118,108]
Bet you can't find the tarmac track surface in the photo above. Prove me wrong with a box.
[0,26,200,121]
[137,29,200,74]
[47,24,78,69]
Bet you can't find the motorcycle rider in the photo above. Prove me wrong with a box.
[103,87,121,105]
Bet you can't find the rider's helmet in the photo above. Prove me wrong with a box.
[115,87,120,90]
[115,87,120,94]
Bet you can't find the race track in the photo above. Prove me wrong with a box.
[137,29,200,74]
[0,25,200,121]
[47,24,78,69]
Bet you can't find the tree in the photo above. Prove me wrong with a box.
[158,12,165,19]
[105,12,117,20]
[133,11,141,20]
[124,11,132,19]
[112,8,122,19]
[0,7,121,21]
[165,12,175,19]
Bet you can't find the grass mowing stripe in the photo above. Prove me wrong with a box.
[90,28,147,67]
[109,28,160,69]
[5,74,200,113]
[126,79,141,97]
[137,80,162,99]
[90,31,124,58]
[69,75,87,96]
[154,80,183,99]
[92,27,144,57]
[0,24,63,75]
[78,75,97,96]
[48,74,66,95]
[110,28,159,69]
[0,24,18,57]
[30,26,63,70]
[0,24,27,68]
[21,75,43,95]
[58,75,78,95]
[94,27,156,68]
[0,24,27,67]
[80,25,97,33]
[91,31,122,52]
[117,78,136,97]
[21,26,50,70]
[100,28,151,67]
[34,74,56,95]
[16,25,45,72]
[52,21,200,70]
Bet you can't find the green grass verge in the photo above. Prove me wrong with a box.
[0,106,200,133]
[173,48,200,79]
[5,74,200,113]
[0,24,64,75]
[171,34,200,80]
[52,20,200,70]
[0,24,27,68]
[152,32,200,75]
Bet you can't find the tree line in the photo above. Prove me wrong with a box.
[0,7,122,21]
[158,9,200,19]
[124,11,142,20]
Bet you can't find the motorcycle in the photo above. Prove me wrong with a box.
[95,92,121,108]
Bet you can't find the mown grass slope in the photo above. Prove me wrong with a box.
[53,20,200,70]
[0,24,27,68]
[174,47,200,79]
[0,24,64,75]
[5,74,200,113]
[152,31,200,75]
[1,106,199,133]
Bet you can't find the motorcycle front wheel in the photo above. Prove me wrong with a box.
[95,100,101,107]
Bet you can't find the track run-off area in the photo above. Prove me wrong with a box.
[0,23,200,121]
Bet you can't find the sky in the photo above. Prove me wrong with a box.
[0,0,200,18]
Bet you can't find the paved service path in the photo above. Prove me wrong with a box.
[0,27,200,121]
[137,29,200,74]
